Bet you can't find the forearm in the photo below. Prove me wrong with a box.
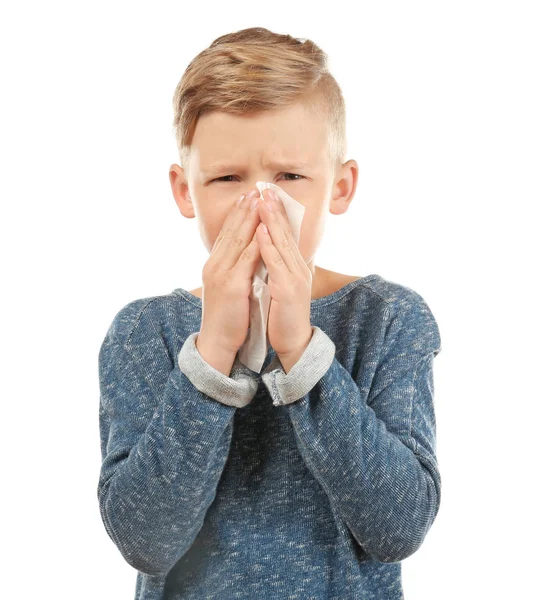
[98,363,236,576]
[196,333,237,378]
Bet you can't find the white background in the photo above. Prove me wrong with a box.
[2,1,549,598]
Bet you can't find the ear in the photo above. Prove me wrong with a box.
[329,159,359,216]
[169,164,195,218]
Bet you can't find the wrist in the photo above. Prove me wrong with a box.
[196,334,238,377]
[278,328,314,374]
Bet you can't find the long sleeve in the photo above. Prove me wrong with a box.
[97,302,258,577]
[260,292,442,563]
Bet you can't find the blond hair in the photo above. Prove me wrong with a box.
[172,27,347,178]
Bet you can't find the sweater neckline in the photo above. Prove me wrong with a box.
[172,273,379,311]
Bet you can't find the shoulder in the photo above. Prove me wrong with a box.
[101,291,182,347]
[358,274,442,354]
[360,273,436,311]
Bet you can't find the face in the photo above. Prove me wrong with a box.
[169,101,358,272]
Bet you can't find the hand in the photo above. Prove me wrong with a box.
[199,188,266,355]
[256,188,314,362]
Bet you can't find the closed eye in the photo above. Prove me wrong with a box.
[212,173,305,182]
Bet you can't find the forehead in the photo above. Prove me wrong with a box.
[192,107,329,175]
[199,158,313,176]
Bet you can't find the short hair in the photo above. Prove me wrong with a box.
[172,27,347,179]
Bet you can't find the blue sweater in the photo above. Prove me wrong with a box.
[97,273,442,600]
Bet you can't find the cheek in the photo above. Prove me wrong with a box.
[193,210,218,253]
[202,213,228,254]
[297,215,315,250]
[298,203,324,237]
[296,206,327,260]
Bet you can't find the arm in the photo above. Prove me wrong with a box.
[260,294,442,563]
[97,302,258,577]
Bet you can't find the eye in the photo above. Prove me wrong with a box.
[212,175,238,182]
[211,173,305,182]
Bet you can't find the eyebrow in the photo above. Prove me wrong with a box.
[200,161,311,176]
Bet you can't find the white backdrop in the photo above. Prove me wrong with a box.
[2,1,549,598]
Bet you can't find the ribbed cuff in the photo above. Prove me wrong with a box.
[178,332,259,408]
[260,326,336,406]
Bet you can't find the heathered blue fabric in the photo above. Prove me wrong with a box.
[97,273,442,600]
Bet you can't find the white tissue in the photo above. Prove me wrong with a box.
[237,181,306,373]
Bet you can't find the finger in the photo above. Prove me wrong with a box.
[257,215,290,286]
[233,224,264,280]
[211,189,261,266]
[211,191,251,255]
[258,189,302,275]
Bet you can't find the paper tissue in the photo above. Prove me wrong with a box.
[237,181,306,374]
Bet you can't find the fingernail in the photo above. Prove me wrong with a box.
[266,189,278,202]
[237,194,246,205]
[250,197,259,210]
[262,192,272,211]
[246,188,259,199]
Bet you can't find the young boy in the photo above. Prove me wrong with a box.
[97,27,442,600]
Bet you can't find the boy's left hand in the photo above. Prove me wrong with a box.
[257,188,314,366]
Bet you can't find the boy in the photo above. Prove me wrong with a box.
[97,27,442,600]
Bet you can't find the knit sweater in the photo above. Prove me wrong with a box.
[97,273,442,600]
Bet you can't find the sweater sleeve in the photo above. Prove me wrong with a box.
[260,293,442,563]
[97,303,258,577]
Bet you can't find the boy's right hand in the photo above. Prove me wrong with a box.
[197,187,265,357]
